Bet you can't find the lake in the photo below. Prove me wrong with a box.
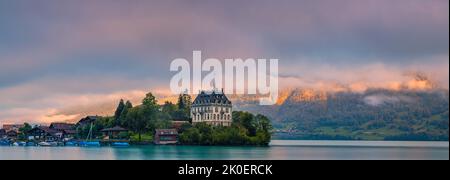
[0,140,448,160]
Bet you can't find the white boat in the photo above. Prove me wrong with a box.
[38,142,58,146]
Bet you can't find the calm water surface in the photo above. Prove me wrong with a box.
[0,140,448,160]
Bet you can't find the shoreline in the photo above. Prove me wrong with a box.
[2,139,448,149]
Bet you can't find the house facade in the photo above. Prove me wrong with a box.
[28,126,60,142]
[100,126,128,139]
[154,129,178,145]
[0,129,6,138]
[2,124,24,133]
[191,90,232,126]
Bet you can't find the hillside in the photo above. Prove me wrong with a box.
[234,89,449,141]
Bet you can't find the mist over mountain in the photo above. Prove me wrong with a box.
[233,87,449,141]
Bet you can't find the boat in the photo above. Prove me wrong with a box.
[65,141,78,146]
[38,141,58,146]
[26,142,36,146]
[79,122,101,147]
[12,142,26,146]
[79,141,100,147]
[0,140,10,146]
[111,142,130,147]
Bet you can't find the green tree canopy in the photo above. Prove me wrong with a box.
[176,93,192,120]
[119,100,133,127]
[126,106,147,141]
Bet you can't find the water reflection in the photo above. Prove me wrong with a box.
[1,140,448,160]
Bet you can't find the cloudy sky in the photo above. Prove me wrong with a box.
[0,0,448,125]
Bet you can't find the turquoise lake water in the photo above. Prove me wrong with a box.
[0,140,448,160]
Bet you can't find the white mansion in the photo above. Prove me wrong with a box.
[191,89,232,126]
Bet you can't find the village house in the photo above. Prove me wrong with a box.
[28,126,60,142]
[2,124,24,133]
[61,129,77,140]
[76,116,100,127]
[154,129,178,145]
[0,129,6,138]
[6,130,18,139]
[100,126,128,140]
[50,123,74,131]
[49,123,76,140]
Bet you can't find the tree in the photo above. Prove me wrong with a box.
[142,92,158,107]
[178,112,273,146]
[18,123,32,140]
[179,128,200,144]
[161,101,178,120]
[232,111,257,136]
[126,107,147,142]
[125,100,133,109]
[176,93,192,120]
[114,99,125,125]
[141,92,160,133]
[119,101,133,127]
[177,94,185,110]
[19,123,32,134]
[255,114,272,133]
[196,123,213,145]
[254,114,272,145]
[178,123,193,134]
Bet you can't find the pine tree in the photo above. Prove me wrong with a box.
[176,93,192,120]
[125,100,133,109]
[114,99,125,123]
[119,101,133,127]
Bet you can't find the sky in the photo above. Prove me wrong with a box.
[0,0,448,125]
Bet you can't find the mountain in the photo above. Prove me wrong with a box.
[234,88,449,141]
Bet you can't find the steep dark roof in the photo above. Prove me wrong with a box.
[36,126,60,134]
[28,126,60,138]
[63,129,77,134]
[6,130,18,136]
[77,116,100,126]
[193,91,232,105]
[2,124,25,131]
[50,123,74,130]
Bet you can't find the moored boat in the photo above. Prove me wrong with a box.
[111,142,130,147]
[38,141,58,146]
[0,140,10,146]
[79,122,101,147]
[12,142,26,146]
[79,141,101,147]
[65,141,78,146]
